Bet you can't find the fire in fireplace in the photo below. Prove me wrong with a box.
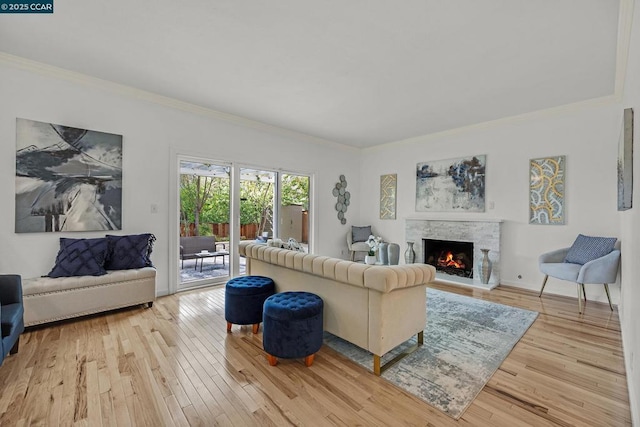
[423,238,474,278]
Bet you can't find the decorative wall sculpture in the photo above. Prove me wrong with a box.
[529,156,565,225]
[415,155,486,212]
[379,173,397,219]
[618,108,633,211]
[332,175,350,224]
[15,118,123,233]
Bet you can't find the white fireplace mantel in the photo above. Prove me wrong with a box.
[405,218,502,290]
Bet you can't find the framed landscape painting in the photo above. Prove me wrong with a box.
[415,155,486,212]
[529,156,565,225]
[15,118,123,233]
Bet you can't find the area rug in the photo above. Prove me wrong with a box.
[323,288,538,419]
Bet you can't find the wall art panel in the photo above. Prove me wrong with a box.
[15,118,123,233]
[415,155,486,212]
[529,155,565,225]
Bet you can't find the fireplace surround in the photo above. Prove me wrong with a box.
[406,218,502,289]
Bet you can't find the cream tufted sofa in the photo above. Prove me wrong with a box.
[239,242,436,374]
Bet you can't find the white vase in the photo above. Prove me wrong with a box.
[365,255,377,265]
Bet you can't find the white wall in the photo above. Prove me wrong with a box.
[0,61,360,296]
[620,1,640,424]
[358,102,622,304]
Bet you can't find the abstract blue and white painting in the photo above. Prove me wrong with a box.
[15,118,122,233]
[415,155,486,212]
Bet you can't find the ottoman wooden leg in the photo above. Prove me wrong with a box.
[252,323,260,334]
[304,354,315,367]
[266,354,278,366]
[226,322,232,333]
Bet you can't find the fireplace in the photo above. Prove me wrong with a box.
[423,238,474,278]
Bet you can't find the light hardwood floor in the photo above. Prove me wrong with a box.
[0,282,631,426]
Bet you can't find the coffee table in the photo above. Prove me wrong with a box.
[194,250,230,272]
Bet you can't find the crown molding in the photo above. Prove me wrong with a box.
[0,52,358,153]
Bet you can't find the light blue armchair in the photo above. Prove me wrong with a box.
[538,246,620,314]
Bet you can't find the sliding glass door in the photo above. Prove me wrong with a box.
[178,160,231,288]
[173,154,313,291]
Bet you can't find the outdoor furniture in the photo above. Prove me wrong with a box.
[538,234,620,313]
[194,249,230,272]
[0,274,24,365]
[263,291,324,367]
[180,236,226,268]
[225,275,275,333]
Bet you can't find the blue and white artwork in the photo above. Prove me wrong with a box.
[415,155,486,212]
[15,118,123,233]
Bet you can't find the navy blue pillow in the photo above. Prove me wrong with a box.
[47,237,109,278]
[105,233,155,270]
[564,234,617,265]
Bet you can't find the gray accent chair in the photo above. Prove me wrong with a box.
[538,247,620,313]
[347,226,378,261]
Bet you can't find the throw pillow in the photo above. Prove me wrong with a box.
[352,225,372,243]
[105,233,156,270]
[47,237,109,278]
[564,234,617,265]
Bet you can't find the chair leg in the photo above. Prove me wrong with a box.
[581,284,587,302]
[350,251,355,261]
[9,337,19,355]
[539,275,549,297]
[603,284,614,311]
[227,322,232,333]
[577,283,583,314]
[252,323,259,334]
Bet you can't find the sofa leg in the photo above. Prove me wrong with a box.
[417,330,424,346]
[577,283,583,314]
[603,284,614,311]
[373,355,381,376]
[147,301,153,308]
[350,251,355,261]
[539,275,549,297]
[227,322,232,333]
[266,354,278,366]
[252,323,260,334]
[304,354,315,367]
[9,337,19,355]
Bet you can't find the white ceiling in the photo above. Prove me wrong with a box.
[0,0,621,148]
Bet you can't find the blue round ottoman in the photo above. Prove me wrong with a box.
[262,291,324,367]
[225,275,275,334]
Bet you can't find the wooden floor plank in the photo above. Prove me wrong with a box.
[0,282,631,426]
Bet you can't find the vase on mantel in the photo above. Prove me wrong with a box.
[404,241,416,264]
[479,248,492,285]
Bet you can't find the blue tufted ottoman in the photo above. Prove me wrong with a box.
[225,275,275,334]
[262,291,324,367]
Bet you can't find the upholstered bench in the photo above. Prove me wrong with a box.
[263,291,324,367]
[225,275,275,333]
[22,267,156,327]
